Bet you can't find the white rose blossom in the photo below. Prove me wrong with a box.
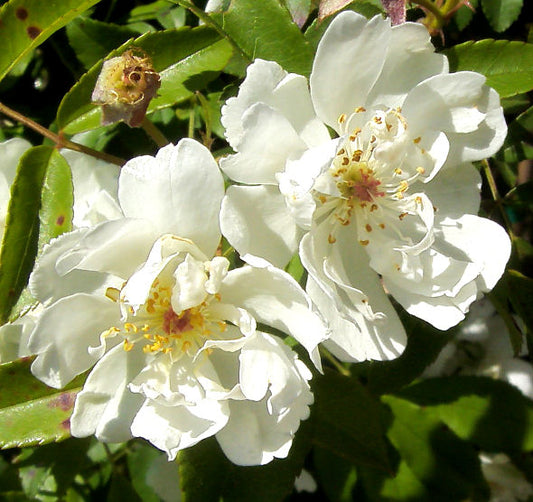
[219,11,510,363]
[0,138,121,363]
[27,139,326,466]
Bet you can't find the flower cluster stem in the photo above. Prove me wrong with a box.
[481,158,514,235]
[0,101,125,166]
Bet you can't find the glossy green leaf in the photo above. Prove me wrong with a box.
[444,39,533,98]
[209,0,314,76]
[0,0,103,82]
[382,395,490,501]
[57,26,233,134]
[179,421,311,501]
[0,146,50,324]
[0,358,85,448]
[312,371,392,472]
[480,0,523,32]
[38,151,73,249]
[397,376,533,453]
[66,17,141,70]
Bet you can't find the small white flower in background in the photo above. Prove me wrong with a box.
[479,453,533,502]
[219,11,510,363]
[0,138,121,363]
[423,299,533,400]
[27,139,326,466]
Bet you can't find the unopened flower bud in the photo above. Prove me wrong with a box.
[92,48,161,128]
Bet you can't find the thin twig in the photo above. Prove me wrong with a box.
[0,101,126,166]
[141,117,170,148]
[481,158,514,235]
[320,347,351,377]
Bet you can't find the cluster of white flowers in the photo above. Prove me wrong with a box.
[0,11,512,466]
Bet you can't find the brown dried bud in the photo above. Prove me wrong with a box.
[92,48,161,128]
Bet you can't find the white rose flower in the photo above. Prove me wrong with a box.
[219,11,510,362]
[480,453,533,502]
[27,139,325,466]
[0,139,121,363]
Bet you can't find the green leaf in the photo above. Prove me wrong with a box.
[397,376,533,453]
[57,26,233,134]
[312,371,392,472]
[313,447,358,502]
[0,0,103,83]
[66,17,141,70]
[507,270,533,342]
[453,0,478,31]
[0,358,85,448]
[382,394,490,501]
[127,443,181,502]
[480,0,523,32]
[38,151,74,250]
[444,39,533,98]
[498,105,533,163]
[179,421,311,502]
[209,0,314,76]
[0,146,50,324]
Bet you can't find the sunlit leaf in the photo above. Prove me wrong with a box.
[0,0,103,82]
[382,394,490,501]
[0,146,49,324]
[397,376,533,453]
[209,0,314,76]
[444,39,533,98]
[0,358,85,448]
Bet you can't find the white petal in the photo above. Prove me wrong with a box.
[220,266,328,369]
[131,397,229,460]
[310,11,390,131]
[61,150,122,228]
[55,219,158,279]
[172,254,208,312]
[435,214,511,291]
[70,343,146,441]
[29,228,118,304]
[444,87,507,164]
[222,59,329,150]
[119,139,224,256]
[300,224,407,361]
[403,72,489,135]
[29,294,119,388]
[220,185,302,268]
[366,21,448,109]
[422,162,482,218]
[220,103,307,184]
[216,387,311,466]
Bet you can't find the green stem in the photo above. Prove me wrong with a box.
[410,0,445,23]
[0,101,125,166]
[188,97,196,139]
[141,117,170,148]
[481,158,514,235]
[320,347,351,377]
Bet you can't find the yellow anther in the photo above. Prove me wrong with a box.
[413,137,421,144]
[328,234,336,244]
[105,287,120,302]
[379,223,385,229]
[355,106,366,113]
[416,166,425,174]
[338,113,347,124]
[123,339,134,351]
[394,168,403,175]
[399,212,408,220]
[359,240,370,246]
[365,224,372,232]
